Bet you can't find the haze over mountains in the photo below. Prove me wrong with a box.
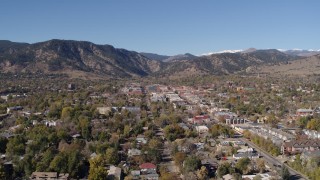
[0,39,318,78]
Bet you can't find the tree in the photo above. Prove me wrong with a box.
[217,162,234,178]
[148,138,162,150]
[48,102,62,119]
[164,124,185,141]
[0,165,5,179]
[174,152,187,168]
[232,173,242,180]
[161,173,179,180]
[78,116,91,140]
[61,107,74,120]
[67,150,85,178]
[123,125,131,138]
[88,155,108,180]
[265,114,279,128]
[298,116,310,128]
[196,166,208,180]
[49,153,68,173]
[243,130,251,139]
[36,148,56,172]
[22,153,36,176]
[160,166,178,180]
[307,119,319,130]
[235,157,251,175]
[0,137,8,153]
[281,166,290,180]
[256,159,266,173]
[105,148,119,165]
[6,135,25,157]
[184,156,201,172]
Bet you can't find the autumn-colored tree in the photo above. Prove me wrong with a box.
[105,148,119,165]
[196,166,208,180]
[256,159,266,173]
[306,119,319,130]
[173,152,186,168]
[123,125,131,138]
[78,116,91,140]
[88,155,108,180]
[61,107,74,121]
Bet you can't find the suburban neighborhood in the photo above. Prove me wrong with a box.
[1,75,320,180]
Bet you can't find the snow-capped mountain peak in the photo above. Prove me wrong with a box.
[201,49,243,56]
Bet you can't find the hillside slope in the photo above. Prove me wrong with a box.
[253,55,320,76]
[157,49,295,76]
[0,40,304,78]
[0,40,161,78]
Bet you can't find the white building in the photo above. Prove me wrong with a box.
[195,126,209,134]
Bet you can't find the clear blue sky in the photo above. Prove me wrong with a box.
[0,1,319,55]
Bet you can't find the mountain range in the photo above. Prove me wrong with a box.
[281,49,320,57]
[0,39,318,78]
[0,40,161,78]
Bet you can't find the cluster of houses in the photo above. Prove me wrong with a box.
[233,147,259,160]
[303,129,320,139]
[0,94,27,102]
[30,172,69,180]
[281,139,320,155]
[4,80,320,180]
[249,126,296,146]
[121,83,144,96]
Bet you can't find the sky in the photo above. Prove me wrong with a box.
[0,1,319,55]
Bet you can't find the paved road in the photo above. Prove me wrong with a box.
[241,138,308,180]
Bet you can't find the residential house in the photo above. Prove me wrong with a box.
[194,143,205,150]
[195,125,209,134]
[90,153,97,159]
[44,120,60,127]
[96,107,112,115]
[0,132,14,139]
[165,93,183,103]
[108,166,122,180]
[30,172,69,180]
[131,170,141,180]
[9,124,22,132]
[128,148,142,157]
[296,109,313,117]
[193,115,210,125]
[301,150,320,162]
[281,139,320,155]
[178,123,189,131]
[232,125,251,133]
[72,134,81,139]
[233,152,259,160]
[233,140,246,146]
[139,163,159,180]
[7,106,23,114]
[201,158,218,176]
[150,93,165,102]
[123,106,141,114]
[303,129,320,139]
[140,163,156,173]
[242,173,272,180]
[222,174,234,180]
[68,83,75,90]
[220,141,231,146]
[172,101,186,109]
[136,135,148,145]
